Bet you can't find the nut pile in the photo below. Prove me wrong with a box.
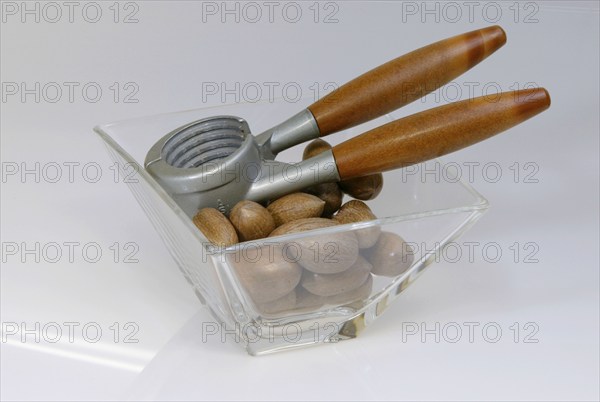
[192,139,414,315]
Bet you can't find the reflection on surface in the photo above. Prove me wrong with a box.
[3,330,153,372]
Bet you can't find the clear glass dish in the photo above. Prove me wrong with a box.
[94,99,489,355]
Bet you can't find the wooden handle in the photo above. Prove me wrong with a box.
[332,88,551,180]
[308,26,507,136]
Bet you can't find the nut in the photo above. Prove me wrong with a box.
[295,287,325,310]
[326,274,373,305]
[304,182,343,217]
[297,274,373,309]
[231,245,302,304]
[267,193,325,226]
[302,138,331,160]
[256,289,297,315]
[192,208,238,247]
[333,200,381,248]
[301,255,372,297]
[339,174,384,201]
[229,200,276,242]
[363,231,414,277]
[269,217,359,274]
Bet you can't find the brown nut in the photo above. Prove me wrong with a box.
[256,289,297,315]
[267,193,325,227]
[301,255,372,297]
[231,245,302,304]
[295,287,325,310]
[325,274,373,305]
[269,217,359,274]
[363,232,414,277]
[333,200,381,248]
[193,208,238,247]
[302,138,332,160]
[339,174,384,201]
[304,182,343,217]
[229,200,276,242]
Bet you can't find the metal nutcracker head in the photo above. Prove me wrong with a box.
[145,112,339,217]
[145,116,262,216]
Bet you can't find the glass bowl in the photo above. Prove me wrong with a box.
[94,99,489,355]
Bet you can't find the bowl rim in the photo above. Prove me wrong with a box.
[94,105,489,256]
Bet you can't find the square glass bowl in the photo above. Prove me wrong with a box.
[94,99,489,355]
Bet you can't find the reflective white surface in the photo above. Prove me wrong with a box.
[1,1,598,400]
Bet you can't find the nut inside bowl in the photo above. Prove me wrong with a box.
[223,218,416,320]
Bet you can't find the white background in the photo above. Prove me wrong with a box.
[1,1,599,401]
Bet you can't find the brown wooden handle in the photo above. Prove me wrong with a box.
[308,26,507,136]
[332,88,551,180]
